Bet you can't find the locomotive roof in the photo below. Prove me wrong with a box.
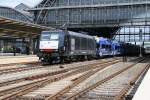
[42,30,63,33]
[67,31,94,39]
[99,37,112,45]
[42,30,94,39]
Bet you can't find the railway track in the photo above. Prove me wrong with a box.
[65,59,146,100]
[0,58,120,100]
[64,58,149,100]
[41,58,145,100]
[0,62,41,75]
[0,58,118,85]
[0,57,146,100]
[0,58,119,75]
[114,61,150,100]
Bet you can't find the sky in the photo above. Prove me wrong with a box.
[0,0,42,8]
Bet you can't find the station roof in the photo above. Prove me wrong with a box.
[0,16,54,38]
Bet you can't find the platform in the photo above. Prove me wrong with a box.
[132,67,150,100]
[0,55,39,65]
[0,53,23,56]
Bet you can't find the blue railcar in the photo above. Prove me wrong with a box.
[97,37,112,57]
[111,41,121,56]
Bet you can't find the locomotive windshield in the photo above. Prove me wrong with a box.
[41,32,59,41]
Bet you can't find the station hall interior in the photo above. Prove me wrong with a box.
[0,1,150,100]
[0,0,150,55]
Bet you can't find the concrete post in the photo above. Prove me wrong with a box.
[139,29,143,57]
[29,37,34,55]
[0,40,4,53]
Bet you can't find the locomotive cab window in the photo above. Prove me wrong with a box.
[41,33,50,41]
[50,33,59,40]
[41,32,59,41]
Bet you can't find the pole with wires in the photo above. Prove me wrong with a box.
[139,29,143,57]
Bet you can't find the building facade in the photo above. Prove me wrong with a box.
[30,0,150,28]
[0,6,32,22]
[15,3,33,20]
[30,0,150,52]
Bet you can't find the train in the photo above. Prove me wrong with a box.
[38,30,96,63]
[37,30,144,64]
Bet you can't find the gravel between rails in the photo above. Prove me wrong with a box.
[15,59,120,99]
[54,58,145,100]
[0,58,117,86]
[77,59,150,100]
[0,58,120,100]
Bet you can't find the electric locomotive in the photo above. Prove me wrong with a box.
[38,30,96,63]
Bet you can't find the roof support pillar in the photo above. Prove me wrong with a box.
[29,37,34,55]
[0,40,4,53]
